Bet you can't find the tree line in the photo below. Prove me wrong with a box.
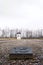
[0,28,43,38]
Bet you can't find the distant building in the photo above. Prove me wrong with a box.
[16,32,21,39]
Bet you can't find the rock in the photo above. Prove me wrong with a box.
[40,55,43,60]
[31,59,40,63]
[0,62,2,65]
[33,63,38,65]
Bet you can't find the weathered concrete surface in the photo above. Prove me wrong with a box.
[9,47,33,60]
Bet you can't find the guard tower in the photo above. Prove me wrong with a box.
[16,32,21,39]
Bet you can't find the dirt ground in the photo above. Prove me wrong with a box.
[0,39,43,65]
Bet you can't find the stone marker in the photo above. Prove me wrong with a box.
[9,47,33,60]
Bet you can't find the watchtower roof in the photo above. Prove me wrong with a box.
[17,32,21,34]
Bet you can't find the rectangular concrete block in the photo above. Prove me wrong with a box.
[9,47,33,60]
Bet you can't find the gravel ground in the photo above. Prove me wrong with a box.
[0,39,43,65]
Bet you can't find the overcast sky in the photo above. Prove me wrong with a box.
[0,0,43,30]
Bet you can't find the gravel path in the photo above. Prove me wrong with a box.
[0,39,43,65]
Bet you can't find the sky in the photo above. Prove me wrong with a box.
[0,0,43,30]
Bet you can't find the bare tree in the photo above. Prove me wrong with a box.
[26,30,32,38]
[2,29,5,37]
[0,29,3,37]
[26,30,29,38]
[10,30,13,38]
[2,27,10,38]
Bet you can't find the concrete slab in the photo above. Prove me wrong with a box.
[9,47,33,60]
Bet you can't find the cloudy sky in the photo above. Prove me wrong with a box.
[0,0,43,30]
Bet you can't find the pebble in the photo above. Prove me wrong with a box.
[0,61,2,65]
[0,56,43,65]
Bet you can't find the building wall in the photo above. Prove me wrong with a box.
[17,34,21,39]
